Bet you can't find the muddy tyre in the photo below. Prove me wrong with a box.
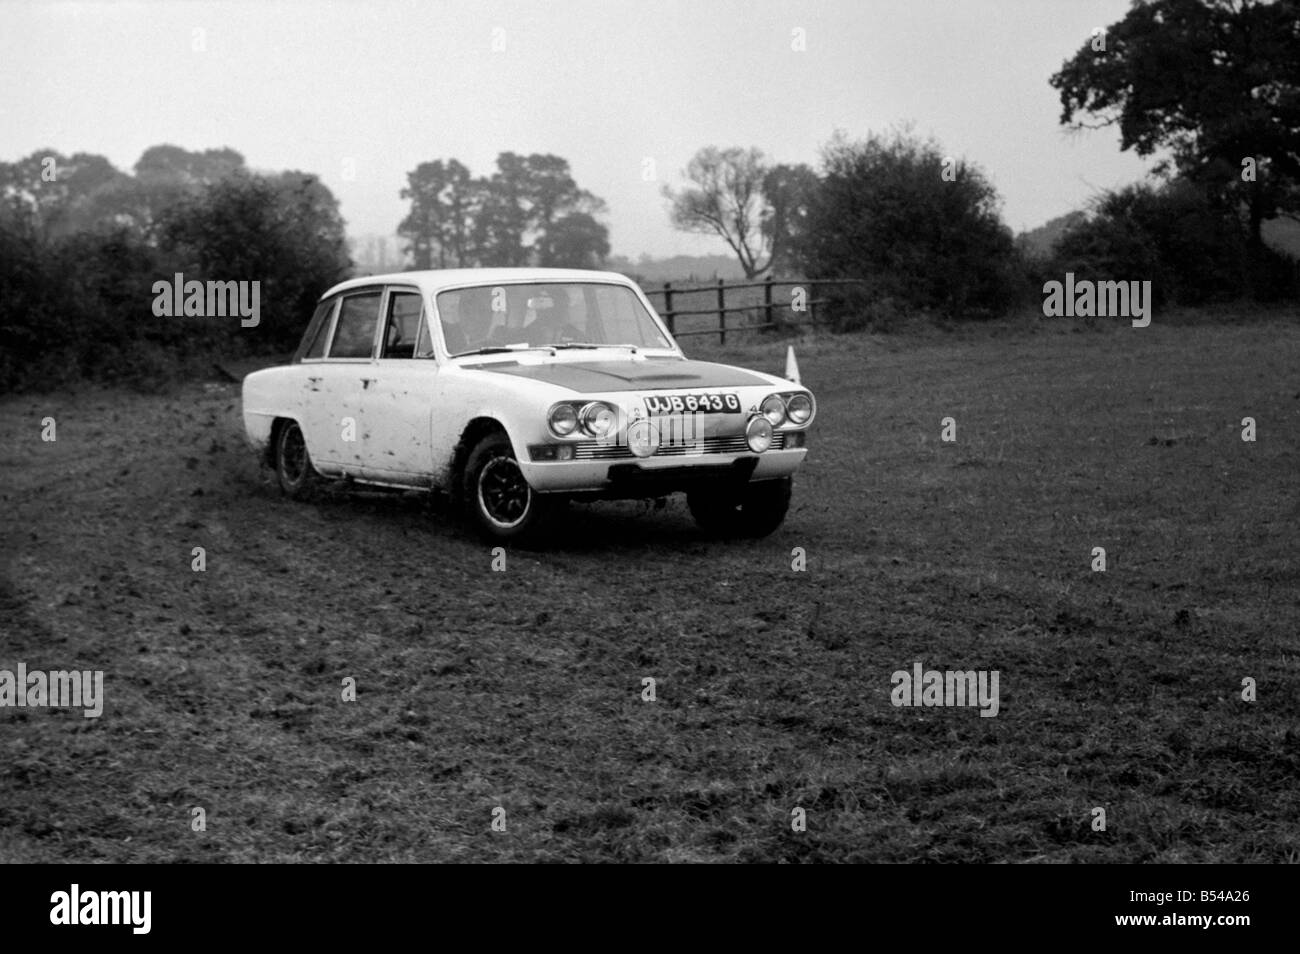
[463,432,553,543]
[275,420,323,501]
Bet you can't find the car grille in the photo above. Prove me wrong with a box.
[571,431,787,460]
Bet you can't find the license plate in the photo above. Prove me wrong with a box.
[645,393,741,415]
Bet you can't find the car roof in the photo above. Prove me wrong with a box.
[321,268,637,299]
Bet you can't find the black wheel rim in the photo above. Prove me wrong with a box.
[280,425,307,485]
[478,454,531,528]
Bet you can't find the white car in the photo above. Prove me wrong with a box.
[241,268,816,542]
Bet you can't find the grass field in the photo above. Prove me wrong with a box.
[1,310,1297,862]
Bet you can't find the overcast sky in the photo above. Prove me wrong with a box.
[2,0,1156,259]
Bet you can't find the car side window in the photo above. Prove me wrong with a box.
[329,292,382,359]
[414,310,434,358]
[382,291,424,359]
[301,299,337,360]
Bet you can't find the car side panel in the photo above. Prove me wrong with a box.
[294,363,367,474]
[359,361,438,484]
[427,366,572,488]
[242,366,307,460]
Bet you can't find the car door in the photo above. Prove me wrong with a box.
[357,286,438,484]
[292,296,338,457]
[299,288,383,474]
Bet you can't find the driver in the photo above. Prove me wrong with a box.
[526,288,580,344]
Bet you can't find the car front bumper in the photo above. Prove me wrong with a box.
[519,446,807,496]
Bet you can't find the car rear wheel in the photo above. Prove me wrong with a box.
[687,476,793,538]
[275,420,322,500]
[463,433,553,543]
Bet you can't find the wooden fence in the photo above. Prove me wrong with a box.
[639,277,870,344]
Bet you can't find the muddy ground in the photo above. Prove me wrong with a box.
[1,315,1298,862]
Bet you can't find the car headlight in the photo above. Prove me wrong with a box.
[785,392,812,425]
[548,403,579,437]
[745,414,773,453]
[760,394,786,427]
[580,401,617,438]
[626,419,660,458]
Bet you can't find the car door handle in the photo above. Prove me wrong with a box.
[307,375,321,383]
[361,377,376,389]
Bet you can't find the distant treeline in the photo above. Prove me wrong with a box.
[655,129,1293,335]
[0,146,352,392]
[605,255,747,284]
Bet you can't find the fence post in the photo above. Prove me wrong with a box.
[717,276,726,345]
[764,275,774,329]
[662,281,674,336]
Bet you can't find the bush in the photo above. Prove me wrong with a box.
[1046,179,1298,305]
[2,222,154,390]
[800,128,1022,324]
[817,281,912,333]
[0,167,352,393]
[160,171,351,353]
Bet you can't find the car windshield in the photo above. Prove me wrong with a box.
[436,282,674,356]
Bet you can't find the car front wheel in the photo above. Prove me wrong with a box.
[687,476,793,538]
[463,433,552,543]
[275,420,322,500]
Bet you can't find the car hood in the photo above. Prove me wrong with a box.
[459,357,774,392]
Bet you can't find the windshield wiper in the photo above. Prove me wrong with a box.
[455,344,556,356]
[552,343,638,353]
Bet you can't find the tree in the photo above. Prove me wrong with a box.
[665,147,762,278]
[537,212,610,268]
[1015,210,1089,260]
[470,154,530,266]
[0,150,132,237]
[475,152,605,266]
[762,162,820,275]
[161,171,351,350]
[398,159,475,268]
[664,147,817,278]
[1050,177,1298,304]
[512,153,596,236]
[398,152,608,268]
[134,145,246,187]
[801,128,1019,322]
[1049,0,1300,248]
[0,145,250,243]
